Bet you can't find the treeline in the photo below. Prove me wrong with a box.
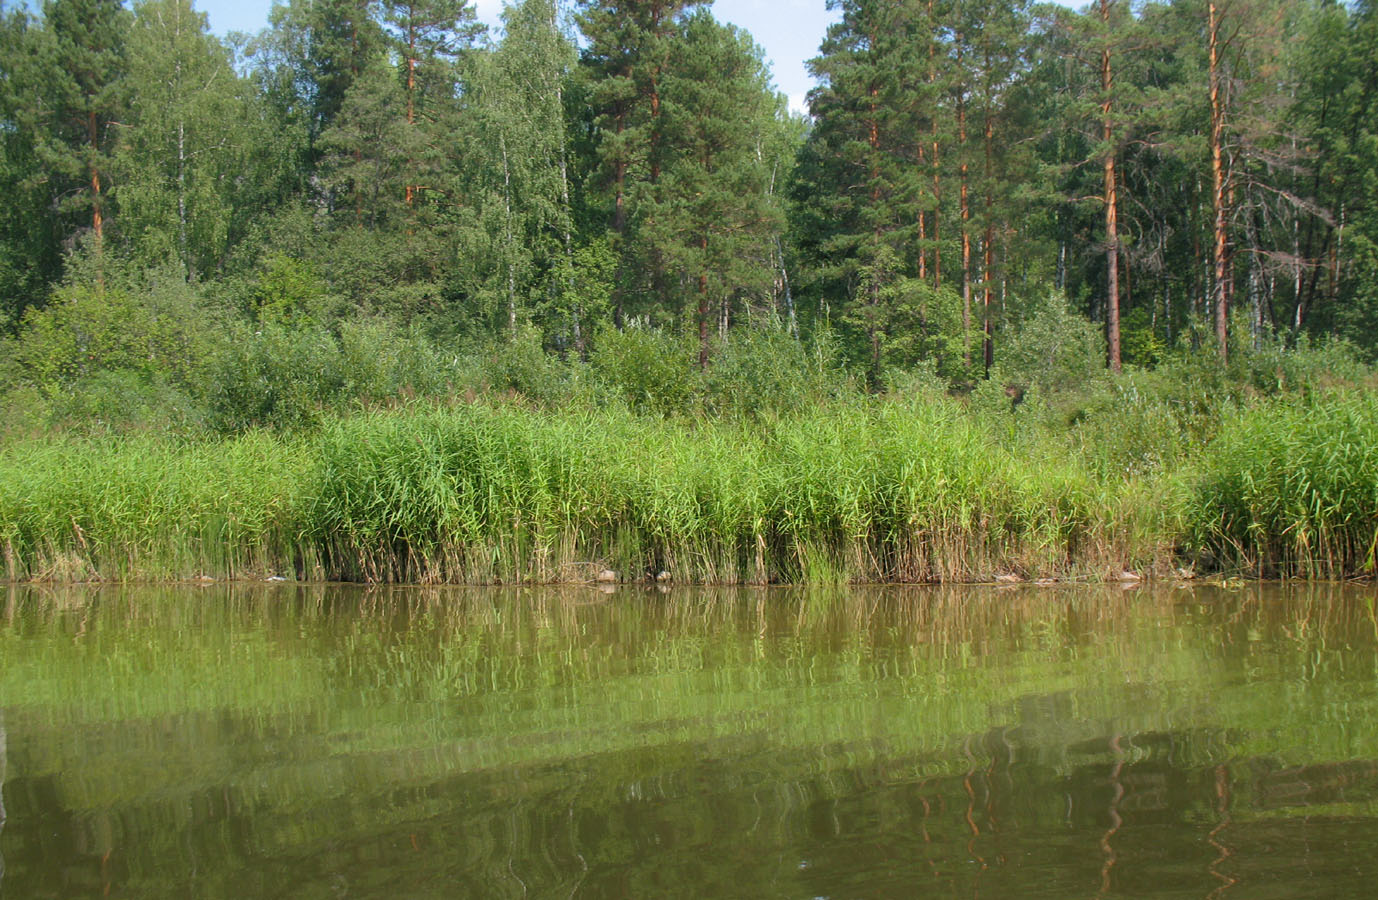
[796,0,1378,376]
[0,0,1375,413]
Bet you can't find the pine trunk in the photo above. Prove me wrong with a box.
[1101,0,1121,373]
[982,84,994,375]
[1208,1,1230,363]
[956,36,970,368]
[928,0,941,291]
[918,145,927,282]
[932,127,942,291]
[88,111,103,251]
[869,82,882,376]
[698,236,709,370]
[405,13,416,213]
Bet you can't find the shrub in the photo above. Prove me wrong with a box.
[1231,328,1367,396]
[999,291,1106,393]
[205,323,347,433]
[250,254,339,326]
[703,323,847,419]
[590,324,700,416]
[1120,307,1166,368]
[12,272,219,390]
[473,327,582,406]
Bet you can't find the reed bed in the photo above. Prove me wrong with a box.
[306,399,1186,584]
[0,431,314,581]
[1191,391,1378,577]
[2,390,1372,584]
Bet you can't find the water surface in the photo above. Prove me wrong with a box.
[2,582,1377,898]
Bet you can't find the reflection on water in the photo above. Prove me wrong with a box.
[0,582,1377,897]
[1,707,6,888]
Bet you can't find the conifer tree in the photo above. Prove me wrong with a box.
[643,11,783,367]
[318,59,413,232]
[0,9,63,326]
[800,0,917,378]
[269,0,386,147]
[575,0,707,321]
[1044,0,1142,371]
[381,0,481,215]
[1298,0,1378,343]
[38,0,130,272]
[966,0,1032,373]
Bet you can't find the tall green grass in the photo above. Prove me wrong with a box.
[1,390,1372,584]
[0,431,314,581]
[304,398,1178,584]
[1191,391,1378,577]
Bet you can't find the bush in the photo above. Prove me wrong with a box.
[1230,327,1367,396]
[249,254,340,326]
[44,371,205,435]
[999,291,1106,393]
[1061,371,1200,480]
[12,270,219,390]
[472,327,584,406]
[703,324,848,419]
[205,323,348,433]
[336,317,466,402]
[590,324,700,416]
[1120,307,1166,368]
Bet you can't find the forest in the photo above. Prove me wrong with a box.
[1,0,1376,583]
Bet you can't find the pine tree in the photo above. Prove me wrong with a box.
[799,0,917,379]
[643,11,783,367]
[269,0,386,147]
[318,59,413,232]
[1049,0,1143,371]
[966,0,1033,374]
[380,0,481,215]
[38,0,130,272]
[575,0,707,321]
[0,8,64,326]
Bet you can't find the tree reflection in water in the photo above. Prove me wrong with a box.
[0,582,1376,897]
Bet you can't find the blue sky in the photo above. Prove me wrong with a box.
[195,0,841,114]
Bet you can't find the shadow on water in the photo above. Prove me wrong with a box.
[1,580,1377,897]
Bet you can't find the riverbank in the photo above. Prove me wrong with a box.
[3,389,1374,585]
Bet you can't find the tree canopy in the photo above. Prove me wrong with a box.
[0,0,1374,382]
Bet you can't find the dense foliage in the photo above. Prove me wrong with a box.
[1,0,1375,582]
[0,0,1374,383]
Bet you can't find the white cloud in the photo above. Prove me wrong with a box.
[474,0,505,31]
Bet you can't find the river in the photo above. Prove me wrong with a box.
[1,582,1376,898]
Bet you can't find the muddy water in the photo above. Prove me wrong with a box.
[1,582,1377,898]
